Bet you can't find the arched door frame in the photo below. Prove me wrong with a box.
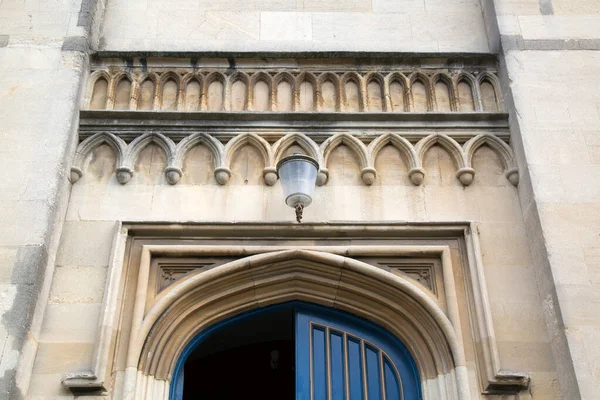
[169,301,423,400]
[123,249,469,400]
[62,223,530,398]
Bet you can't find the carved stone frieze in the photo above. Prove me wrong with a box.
[86,61,502,114]
[70,131,519,187]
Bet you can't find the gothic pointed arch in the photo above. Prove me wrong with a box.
[171,133,227,185]
[249,71,273,111]
[416,133,474,186]
[118,133,177,184]
[224,133,276,185]
[70,132,127,183]
[368,133,424,185]
[463,133,519,185]
[127,250,467,400]
[320,132,373,185]
[317,72,341,111]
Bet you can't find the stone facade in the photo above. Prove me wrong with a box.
[0,0,598,399]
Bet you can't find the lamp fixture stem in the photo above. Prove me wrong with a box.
[295,203,304,223]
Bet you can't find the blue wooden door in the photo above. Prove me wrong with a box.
[296,307,421,400]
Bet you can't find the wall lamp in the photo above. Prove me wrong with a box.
[276,153,319,223]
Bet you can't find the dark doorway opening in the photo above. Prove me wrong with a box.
[182,308,295,399]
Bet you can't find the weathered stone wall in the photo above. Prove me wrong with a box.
[0,0,106,398]
[3,0,599,398]
[481,0,600,398]
[99,0,490,53]
[27,139,557,399]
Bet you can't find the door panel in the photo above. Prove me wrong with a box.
[296,307,421,400]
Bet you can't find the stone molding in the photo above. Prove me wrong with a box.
[61,222,530,397]
[85,64,502,114]
[69,131,519,187]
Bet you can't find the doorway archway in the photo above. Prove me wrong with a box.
[127,249,468,400]
[171,302,422,400]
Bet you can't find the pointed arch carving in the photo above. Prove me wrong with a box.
[364,72,387,112]
[416,134,475,186]
[158,72,182,111]
[431,73,456,112]
[464,133,519,185]
[477,72,502,112]
[296,72,318,111]
[272,132,320,165]
[136,73,159,111]
[229,71,250,111]
[180,73,203,112]
[341,72,365,112]
[249,71,273,111]
[118,133,177,185]
[386,72,409,112]
[408,72,432,112]
[317,72,341,112]
[70,132,127,183]
[368,133,424,185]
[203,72,226,111]
[129,249,466,400]
[224,133,276,185]
[88,70,112,110]
[172,133,227,185]
[320,132,373,185]
[455,73,478,112]
[111,72,134,110]
[273,72,295,111]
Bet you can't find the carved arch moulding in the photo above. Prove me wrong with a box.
[70,131,519,187]
[62,222,529,399]
[75,56,519,188]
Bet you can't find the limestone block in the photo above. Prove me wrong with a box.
[0,201,49,246]
[197,0,295,11]
[584,247,600,284]
[106,0,148,10]
[545,245,591,286]
[519,15,600,40]
[410,10,488,45]
[102,8,159,39]
[496,341,555,372]
[296,0,372,12]
[56,221,117,267]
[0,247,17,284]
[0,47,61,70]
[24,373,71,398]
[65,183,154,221]
[32,343,94,374]
[49,266,107,304]
[490,299,550,342]
[476,187,522,223]
[156,11,260,40]
[555,284,600,327]
[485,264,540,303]
[494,0,541,16]
[497,15,521,35]
[311,12,412,42]
[148,0,200,11]
[478,222,533,265]
[372,0,425,13]
[0,11,71,37]
[418,186,480,221]
[527,372,560,400]
[555,166,600,202]
[552,0,600,15]
[260,12,312,40]
[40,304,101,343]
